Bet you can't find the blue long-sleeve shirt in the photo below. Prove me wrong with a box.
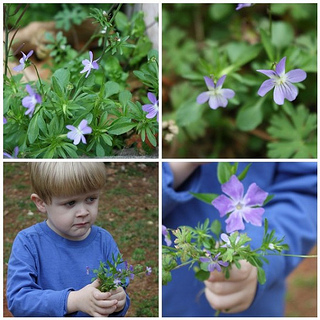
[7,221,130,317]
[162,162,317,317]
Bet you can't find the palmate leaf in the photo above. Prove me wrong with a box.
[267,104,317,158]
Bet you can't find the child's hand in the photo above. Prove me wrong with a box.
[204,260,257,314]
[67,279,119,316]
[109,286,127,312]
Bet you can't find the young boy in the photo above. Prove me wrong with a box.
[6,162,130,317]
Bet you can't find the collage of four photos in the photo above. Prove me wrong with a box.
[2,2,318,318]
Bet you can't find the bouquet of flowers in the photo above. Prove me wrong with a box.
[162,163,313,290]
[93,254,152,292]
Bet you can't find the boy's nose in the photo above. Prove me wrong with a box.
[76,204,89,216]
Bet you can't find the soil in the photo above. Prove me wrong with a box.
[3,162,158,317]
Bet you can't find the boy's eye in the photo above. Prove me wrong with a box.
[65,201,76,207]
[86,197,97,203]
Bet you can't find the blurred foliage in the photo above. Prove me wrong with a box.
[162,3,317,158]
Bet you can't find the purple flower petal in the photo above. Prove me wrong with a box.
[256,69,277,78]
[204,76,215,90]
[212,194,234,217]
[221,88,235,99]
[225,211,245,233]
[257,79,275,97]
[216,75,226,88]
[208,95,228,109]
[242,207,264,227]
[286,69,307,83]
[208,263,221,272]
[199,257,211,263]
[275,57,286,75]
[221,175,244,202]
[147,92,157,104]
[243,183,268,206]
[197,92,210,104]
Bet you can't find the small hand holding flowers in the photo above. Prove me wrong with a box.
[162,163,292,290]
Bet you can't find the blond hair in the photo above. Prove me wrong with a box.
[29,162,107,204]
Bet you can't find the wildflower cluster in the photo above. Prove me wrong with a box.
[4,4,159,158]
[162,3,316,158]
[92,254,152,292]
[162,163,289,286]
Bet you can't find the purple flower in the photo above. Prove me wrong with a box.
[142,92,159,122]
[4,146,19,159]
[220,233,240,248]
[13,50,34,72]
[114,278,122,286]
[4,116,7,124]
[257,57,307,105]
[146,266,152,276]
[80,51,99,78]
[22,84,42,117]
[162,225,172,246]
[212,175,268,233]
[236,3,253,10]
[197,75,235,109]
[199,252,229,272]
[66,119,92,145]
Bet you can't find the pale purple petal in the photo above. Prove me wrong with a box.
[208,95,228,109]
[13,63,25,72]
[242,207,264,227]
[218,260,229,268]
[208,263,221,272]
[82,59,90,67]
[204,76,215,90]
[286,69,307,83]
[273,85,285,105]
[66,124,76,131]
[199,257,211,263]
[258,79,275,97]
[25,84,34,96]
[256,69,277,78]
[89,51,94,62]
[79,119,89,131]
[216,75,226,88]
[81,135,87,144]
[92,61,99,70]
[26,50,34,59]
[243,183,268,206]
[197,92,210,104]
[283,82,298,101]
[221,88,235,99]
[221,175,244,202]
[22,96,35,109]
[147,92,157,104]
[212,194,234,217]
[225,211,245,233]
[275,57,286,76]
[220,233,230,244]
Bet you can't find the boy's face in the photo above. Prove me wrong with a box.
[33,191,100,241]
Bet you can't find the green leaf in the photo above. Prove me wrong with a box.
[236,97,265,131]
[217,162,233,184]
[108,118,136,135]
[210,220,221,237]
[119,90,132,107]
[27,113,40,144]
[194,269,210,282]
[104,81,120,98]
[189,192,218,205]
[237,164,252,181]
[267,105,317,158]
[271,21,294,49]
[52,68,70,89]
[260,28,275,61]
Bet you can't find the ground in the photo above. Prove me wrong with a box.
[3,162,158,317]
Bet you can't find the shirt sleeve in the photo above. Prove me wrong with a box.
[162,162,203,219]
[7,232,73,317]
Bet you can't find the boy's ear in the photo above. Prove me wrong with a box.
[31,193,47,213]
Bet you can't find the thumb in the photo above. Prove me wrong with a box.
[91,279,101,288]
[207,270,226,282]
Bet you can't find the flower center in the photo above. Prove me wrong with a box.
[276,73,288,86]
[235,202,243,210]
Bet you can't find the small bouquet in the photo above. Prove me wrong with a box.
[162,163,313,288]
[93,254,152,292]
